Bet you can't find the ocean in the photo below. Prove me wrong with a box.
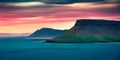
[0,37,120,60]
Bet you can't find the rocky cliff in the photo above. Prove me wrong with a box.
[48,19,120,43]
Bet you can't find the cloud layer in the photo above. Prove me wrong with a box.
[0,0,120,35]
[1,0,120,4]
[0,0,104,3]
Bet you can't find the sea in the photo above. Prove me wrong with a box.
[0,37,120,60]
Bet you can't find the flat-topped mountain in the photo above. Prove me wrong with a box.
[47,19,120,43]
[29,28,67,39]
[75,19,120,26]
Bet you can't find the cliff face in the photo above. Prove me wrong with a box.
[50,19,120,43]
[29,28,67,38]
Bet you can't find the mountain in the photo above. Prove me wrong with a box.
[47,19,120,43]
[29,28,68,39]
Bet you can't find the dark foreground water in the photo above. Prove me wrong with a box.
[0,38,120,60]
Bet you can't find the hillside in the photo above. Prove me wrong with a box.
[29,28,67,39]
[47,19,120,43]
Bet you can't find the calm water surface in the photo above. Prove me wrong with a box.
[0,38,120,60]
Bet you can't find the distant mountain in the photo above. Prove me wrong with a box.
[47,19,120,43]
[29,28,68,39]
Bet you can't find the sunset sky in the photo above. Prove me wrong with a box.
[0,0,120,37]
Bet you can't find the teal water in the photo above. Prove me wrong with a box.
[0,38,120,60]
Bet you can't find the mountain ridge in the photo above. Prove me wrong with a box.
[29,28,68,39]
[47,19,120,43]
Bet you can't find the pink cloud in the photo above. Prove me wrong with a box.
[0,3,120,27]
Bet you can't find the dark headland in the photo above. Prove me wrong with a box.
[46,19,120,43]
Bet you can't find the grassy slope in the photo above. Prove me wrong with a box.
[54,36,120,43]
[52,25,120,43]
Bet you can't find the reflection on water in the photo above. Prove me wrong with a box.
[0,38,120,60]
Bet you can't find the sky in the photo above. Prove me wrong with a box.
[0,0,120,37]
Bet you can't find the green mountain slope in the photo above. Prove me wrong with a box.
[47,19,120,43]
